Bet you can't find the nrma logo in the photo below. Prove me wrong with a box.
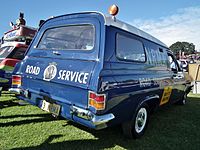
[43,63,57,81]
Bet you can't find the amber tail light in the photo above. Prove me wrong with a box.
[88,91,106,110]
[12,75,22,86]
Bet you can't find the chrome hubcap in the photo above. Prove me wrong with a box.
[135,107,147,133]
[183,99,186,104]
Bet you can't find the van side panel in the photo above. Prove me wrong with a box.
[100,26,176,124]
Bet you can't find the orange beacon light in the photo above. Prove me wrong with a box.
[108,4,119,16]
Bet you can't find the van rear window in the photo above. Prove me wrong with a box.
[37,25,95,51]
[116,34,145,62]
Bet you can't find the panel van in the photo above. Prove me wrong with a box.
[9,11,192,138]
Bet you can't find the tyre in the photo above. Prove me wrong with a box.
[122,103,149,139]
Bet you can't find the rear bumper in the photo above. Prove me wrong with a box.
[9,88,22,94]
[9,87,115,130]
[70,105,115,127]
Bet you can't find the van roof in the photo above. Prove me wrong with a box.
[103,16,168,48]
[43,11,168,48]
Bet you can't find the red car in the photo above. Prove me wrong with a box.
[0,42,28,90]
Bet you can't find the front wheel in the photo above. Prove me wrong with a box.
[122,103,150,139]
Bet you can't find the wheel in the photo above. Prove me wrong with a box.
[122,103,149,139]
[176,93,187,105]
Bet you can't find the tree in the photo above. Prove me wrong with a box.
[169,41,195,55]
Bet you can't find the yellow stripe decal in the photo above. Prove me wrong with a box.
[160,86,172,105]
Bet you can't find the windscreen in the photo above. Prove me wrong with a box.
[37,24,95,51]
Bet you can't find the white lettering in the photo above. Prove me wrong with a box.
[70,71,77,82]
[83,73,89,84]
[65,71,70,81]
[57,70,63,79]
[78,73,84,83]
[57,69,89,84]
[61,70,66,80]
[25,65,30,73]
[25,65,40,75]
[75,72,79,82]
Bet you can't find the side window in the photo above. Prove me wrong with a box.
[116,34,145,62]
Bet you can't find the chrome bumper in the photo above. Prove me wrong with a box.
[70,105,115,126]
[9,88,22,94]
[8,89,115,126]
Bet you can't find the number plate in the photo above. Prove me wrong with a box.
[41,100,61,116]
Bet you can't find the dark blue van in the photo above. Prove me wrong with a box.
[9,12,191,138]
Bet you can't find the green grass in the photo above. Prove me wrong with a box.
[0,92,200,150]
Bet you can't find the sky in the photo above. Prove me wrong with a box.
[0,0,199,50]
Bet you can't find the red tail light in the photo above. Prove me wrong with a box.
[0,59,19,70]
[12,75,22,86]
[88,91,106,110]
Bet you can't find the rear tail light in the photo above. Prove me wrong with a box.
[0,59,17,71]
[12,75,22,86]
[88,91,106,110]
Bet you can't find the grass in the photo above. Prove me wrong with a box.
[0,92,200,150]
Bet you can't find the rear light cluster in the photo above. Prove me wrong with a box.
[12,75,22,86]
[88,91,106,110]
[0,59,17,70]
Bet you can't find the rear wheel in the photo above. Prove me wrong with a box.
[122,103,149,138]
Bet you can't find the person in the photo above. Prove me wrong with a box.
[10,12,26,29]
[176,56,182,69]
[16,12,26,26]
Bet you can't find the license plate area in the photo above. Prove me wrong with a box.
[41,100,61,116]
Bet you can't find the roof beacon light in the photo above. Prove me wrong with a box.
[108,4,119,21]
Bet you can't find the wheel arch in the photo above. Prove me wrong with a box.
[138,94,160,114]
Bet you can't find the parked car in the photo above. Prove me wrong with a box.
[0,22,37,93]
[9,11,192,138]
[0,42,28,90]
[0,69,5,96]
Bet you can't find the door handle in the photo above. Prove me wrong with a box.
[53,51,61,55]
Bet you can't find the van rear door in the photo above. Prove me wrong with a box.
[20,16,102,108]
